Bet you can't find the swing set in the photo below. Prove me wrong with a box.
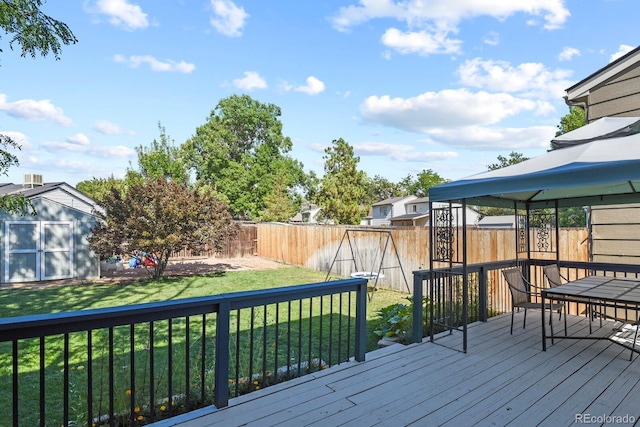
[324,229,410,300]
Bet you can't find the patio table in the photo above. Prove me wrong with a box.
[541,276,640,360]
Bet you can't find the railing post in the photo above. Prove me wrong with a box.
[412,273,424,343]
[214,300,230,408]
[354,278,367,362]
[478,266,488,322]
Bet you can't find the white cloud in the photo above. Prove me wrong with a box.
[41,140,136,158]
[210,0,249,37]
[0,131,31,149]
[353,141,456,162]
[483,31,500,46]
[354,141,415,156]
[0,94,73,126]
[381,27,462,56]
[93,120,134,135]
[331,0,570,31]
[558,46,580,62]
[233,71,267,90]
[457,58,573,99]
[91,0,149,30]
[67,133,90,146]
[295,76,326,95]
[426,125,556,150]
[610,44,635,62]
[114,54,195,73]
[331,1,569,57]
[359,88,551,133]
[391,150,458,162]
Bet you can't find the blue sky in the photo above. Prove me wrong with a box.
[0,0,637,187]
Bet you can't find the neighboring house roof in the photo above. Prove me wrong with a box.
[372,196,415,206]
[565,45,640,103]
[408,197,430,204]
[477,215,516,228]
[390,213,429,222]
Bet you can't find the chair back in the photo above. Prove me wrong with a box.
[543,264,563,288]
[502,268,529,305]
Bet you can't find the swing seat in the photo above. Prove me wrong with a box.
[351,271,385,280]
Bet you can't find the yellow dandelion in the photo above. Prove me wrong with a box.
[137,415,144,421]
[160,404,167,411]
[253,380,259,385]
[255,386,261,390]
[134,406,140,413]
[228,379,234,383]
[125,389,132,396]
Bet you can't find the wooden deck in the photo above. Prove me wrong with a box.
[165,312,640,427]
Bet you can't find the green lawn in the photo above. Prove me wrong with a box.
[0,266,410,426]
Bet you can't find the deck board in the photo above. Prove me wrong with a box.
[166,312,640,427]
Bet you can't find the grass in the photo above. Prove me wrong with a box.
[0,265,410,426]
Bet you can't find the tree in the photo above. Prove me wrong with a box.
[128,122,189,185]
[487,151,529,171]
[315,138,367,224]
[0,0,77,61]
[555,106,585,137]
[365,174,403,203]
[0,0,77,215]
[400,169,448,197]
[259,169,299,222]
[76,175,126,203]
[88,178,239,279]
[183,95,305,219]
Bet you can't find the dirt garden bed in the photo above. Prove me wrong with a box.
[5,256,286,290]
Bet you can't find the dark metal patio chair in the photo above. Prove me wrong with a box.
[503,267,565,334]
[543,263,600,328]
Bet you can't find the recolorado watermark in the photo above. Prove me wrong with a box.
[575,413,635,424]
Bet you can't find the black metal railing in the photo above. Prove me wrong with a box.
[411,260,640,352]
[0,278,367,427]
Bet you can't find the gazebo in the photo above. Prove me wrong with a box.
[422,117,640,351]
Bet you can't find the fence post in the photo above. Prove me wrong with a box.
[412,273,424,343]
[478,266,487,322]
[214,300,230,408]
[354,278,367,362]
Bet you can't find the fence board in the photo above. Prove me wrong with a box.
[256,224,589,293]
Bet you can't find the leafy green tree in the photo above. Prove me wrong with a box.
[76,175,126,203]
[259,169,299,222]
[88,178,239,278]
[128,122,189,185]
[183,94,304,219]
[487,151,529,171]
[0,0,76,215]
[0,0,77,61]
[555,106,585,138]
[315,138,367,224]
[366,174,404,203]
[401,169,448,197]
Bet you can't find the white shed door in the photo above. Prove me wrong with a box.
[4,221,74,283]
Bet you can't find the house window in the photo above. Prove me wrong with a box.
[380,207,389,216]
[412,205,417,213]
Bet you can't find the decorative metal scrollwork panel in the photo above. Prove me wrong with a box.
[432,207,458,263]
[530,210,556,253]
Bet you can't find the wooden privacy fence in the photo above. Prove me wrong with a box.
[256,223,589,293]
[170,222,257,260]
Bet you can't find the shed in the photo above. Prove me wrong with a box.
[0,175,101,284]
